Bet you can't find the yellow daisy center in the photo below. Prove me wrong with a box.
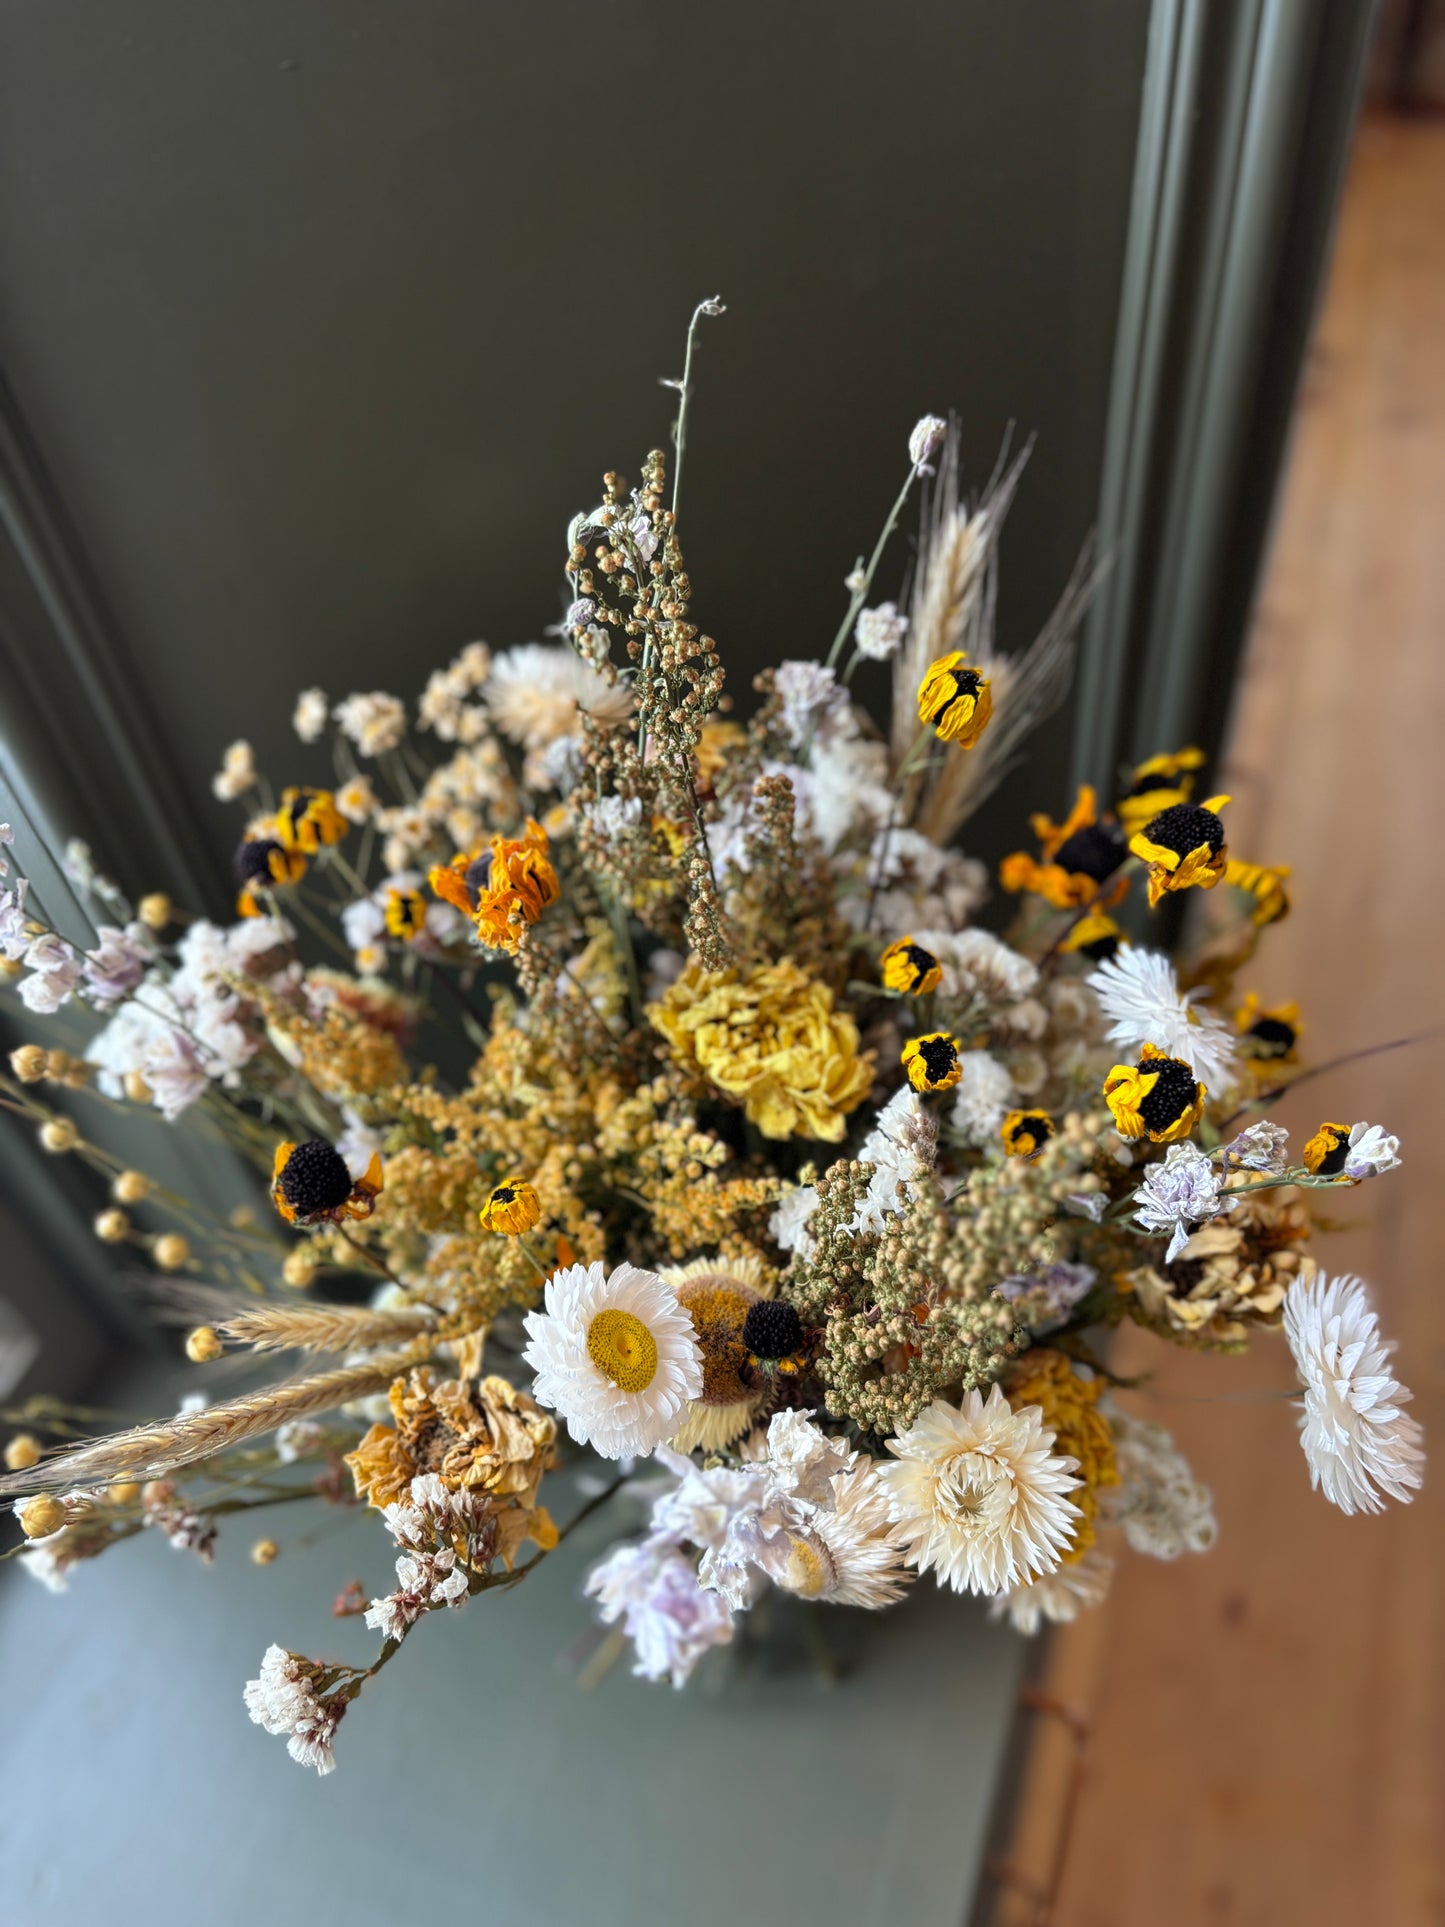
[586,1309,659,1394]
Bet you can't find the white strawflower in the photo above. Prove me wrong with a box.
[333,691,407,756]
[292,688,329,742]
[950,1050,1014,1145]
[1283,1273,1424,1515]
[853,601,909,661]
[879,1387,1082,1596]
[909,414,948,473]
[485,643,632,750]
[1132,1142,1234,1263]
[1102,1405,1216,1558]
[1087,948,1238,1089]
[1225,1120,1290,1173]
[778,1455,912,1609]
[989,1546,1114,1635]
[1342,1122,1401,1182]
[585,1540,734,1687]
[521,1261,703,1459]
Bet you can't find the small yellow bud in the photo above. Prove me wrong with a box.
[94,1207,131,1244]
[4,1433,42,1472]
[109,1481,141,1505]
[9,1044,47,1083]
[185,1325,223,1363]
[39,1117,79,1154]
[281,1249,316,1289]
[0,957,24,982]
[251,1537,279,1566]
[18,1494,67,1539]
[229,1203,256,1230]
[137,893,172,930]
[113,1169,152,1205]
[123,1070,153,1103]
[153,1233,190,1272]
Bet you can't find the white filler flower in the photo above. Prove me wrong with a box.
[878,1386,1081,1595]
[1088,948,1237,1090]
[522,1260,703,1459]
[1283,1272,1424,1515]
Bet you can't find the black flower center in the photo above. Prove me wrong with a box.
[1137,1057,1201,1135]
[1142,802,1224,859]
[464,855,492,896]
[1313,1131,1350,1177]
[1008,1112,1053,1151]
[901,942,938,981]
[936,667,982,721]
[1245,1016,1297,1058]
[1079,932,1120,961]
[278,1140,355,1215]
[915,1035,959,1083]
[1053,821,1127,881]
[491,1184,516,1204]
[742,1300,804,1361]
[235,837,284,886]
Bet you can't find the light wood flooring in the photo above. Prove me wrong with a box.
[991,113,1445,1927]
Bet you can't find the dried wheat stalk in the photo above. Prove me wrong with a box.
[218,1301,436,1356]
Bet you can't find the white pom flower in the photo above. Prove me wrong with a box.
[1087,948,1238,1090]
[1283,1273,1424,1515]
[521,1261,703,1459]
[1342,1122,1401,1182]
[878,1387,1082,1595]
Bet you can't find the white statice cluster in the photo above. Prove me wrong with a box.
[1088,948,1238,1090]
[333,691,408,757]
[1283,1273,1423,1515]
[995,1260,1098,1333]
[1132,1142,1236,1264]
[853,600,910,661]
[292,687,328,742]
[14,932,83,1014]
[87,916,298,1119]
[1101,1404,1216,1558]
[139,1480,218,1563]
[416,641,494,744]
[363,1473,479,1642]
[850,827,988,935]
[243,1645,346,1775]
[274,1420,328,1464]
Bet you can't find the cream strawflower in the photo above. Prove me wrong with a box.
[1088,947,1238,1090]
[1283,1272,1424,1515]
[879,1386,1082,1595]
[988,1545,1114,1635]
[521,1261,703,1459]
[484,643,633,750]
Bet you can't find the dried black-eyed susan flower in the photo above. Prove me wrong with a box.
[902,1032,962,1093]
[916,651,993,747]
[275,787,349,855]
[1235,994,1302,1063]
[667,1255,771,1451]
[1114,747,1207,838]
[999,1110,1054,1159]
[384,887,428,941]
[428,847,493,916]
[478,1178,541,1236]
[1224,858,1291,927]
[1302,1122,1352,1178]
[271,1139,384,1226]
[235,835,306,918]
[1129,795,1231,910]
[1000,786,1129,910]
[1059,909,1126,962]
[742,1297,807,1375]
[880,937,943,997]
[1103,1043,1205,1143]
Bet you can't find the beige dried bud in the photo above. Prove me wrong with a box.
[251,1537,279,1566]
[4,1433,42,1472]
[282,1249,316,1289]
[113,1169,152,1205]
[123,1070,153,1103]
[110,1481,141,1505]
[153,1233,191,1272]
[137,893,172,930]
[94,1208,131,1244]
[0,957,24,982]
[229,1204,256,1230]
[39,1117,79,1154]
[18,1493,67,1539]
[185,1325,223,1363]
[9,1044,47,1084]
[141,1479,175,1508]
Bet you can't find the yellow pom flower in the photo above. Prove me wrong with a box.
[650,957,872,1143]
[1114,747,1206,838]
[916,651,993,747]
[1005,1351,1118,1561]
[879,937,943,996]
[1129,795,1231,909]
[1103,1044,1205,1143]
[1302,1122,1351,1178]
[275,786,349,854]
[1000,1110,1054,1159]
[901,1032,961,1093]
[479,1178,541,1236]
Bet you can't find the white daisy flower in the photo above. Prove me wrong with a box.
[521,1261,703,1460]
[988,1545,1114,1635]
[1087,948,1238,1089]
[1283,1272,1424,1515]
[1132,1141,1235,1263]
[1342,1122,1401,1182]
[878,1387,1082,1596]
